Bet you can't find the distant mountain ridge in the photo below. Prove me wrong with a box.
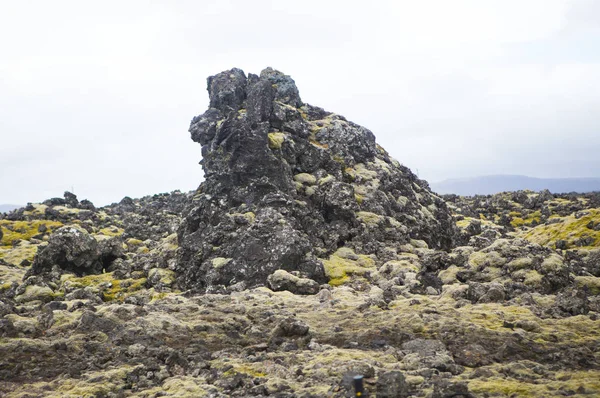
[431,175,600,196]
[0,204,21,213]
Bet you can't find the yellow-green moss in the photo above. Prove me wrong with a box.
[356,211,382,225]
[438,265,460,284]
[52,206,81,215]
[0,220,63,245]
[380,260,420,277]
[126,238,143,246]
[15,285,54,303]
[522,208,600,249]
[22,203,48,215]
[61,272,115,289]
[293,173,317,185]
[468,251,506,268]
[211,257,232,269]
[243,212,255,223]
[318,175,335,185]
[468,377,540,397]
[456,219,472,228]
[322,248,375,286]
[510,217,526,228]
[458,303,537,331]
[268,132,285,149]
[506,257,533,270]
[511,269,543,287]
[574,276,600,295]
[0,243,39,266]
[224,364,267,378]
[0,264,26,288]
[541,254,565,273]
[397,196,409,207]
[97,226,124,237]
[308,138,329,149]
[149,290,182,302]
[511,210,541,228]
[44,366,134,398]
[102,277,147,302]
[352,163,377,181]
[61,272,146,302]
[149,268,176,286]
[468,368,600,397]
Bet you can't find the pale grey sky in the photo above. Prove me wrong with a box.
[1,0,599,205]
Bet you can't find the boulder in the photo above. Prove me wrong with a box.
[28,226,121,276]
[376,371,410,398]
[267,269,319,295]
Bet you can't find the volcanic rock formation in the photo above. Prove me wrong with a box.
[177,68,456,293]
[2,72,600,396]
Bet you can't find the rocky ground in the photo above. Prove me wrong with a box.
[1,68,599,397]
[2,192,599,397]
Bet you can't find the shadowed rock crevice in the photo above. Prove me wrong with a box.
[177,67,456,293]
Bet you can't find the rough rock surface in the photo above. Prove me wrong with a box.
[27,225,121,276]
[178,67,455,293]
[0,71,599,397]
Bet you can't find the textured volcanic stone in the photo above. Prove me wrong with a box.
[27,226,121,277]
[177,67,456,292]
[29,226,102,275]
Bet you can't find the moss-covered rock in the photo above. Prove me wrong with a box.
[14,285,55,303]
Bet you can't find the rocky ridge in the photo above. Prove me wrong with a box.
[0,68,599,397]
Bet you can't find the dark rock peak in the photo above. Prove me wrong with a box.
[178,67,456,293]
[204,67,302,113]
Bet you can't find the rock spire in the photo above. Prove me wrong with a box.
[177,67,455,292]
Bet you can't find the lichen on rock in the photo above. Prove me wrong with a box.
[178,67,456,292]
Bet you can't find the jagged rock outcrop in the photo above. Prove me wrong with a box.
[178,67,456,293]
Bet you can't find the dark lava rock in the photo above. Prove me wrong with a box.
[267,269,319,295]
[0,319,16,338]
[76,310,120,334]
[27,226,121,277]
[177,67,456,292]
[555,288,589,316]
[63,191,79,207]
[376,371,409,397]
[452,343,492,368]
[272,317,310,338]
[432,380,473,398]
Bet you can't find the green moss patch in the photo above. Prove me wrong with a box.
[97,226,124,237]
[322,247,375,286]
[267,132,285,149]
[61,272,147,302]
[574,276,600,295]
[522,209,600,249]
[0,243,39,266]
[0,220,63,246]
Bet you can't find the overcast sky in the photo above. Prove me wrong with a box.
[1,0,599,206]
